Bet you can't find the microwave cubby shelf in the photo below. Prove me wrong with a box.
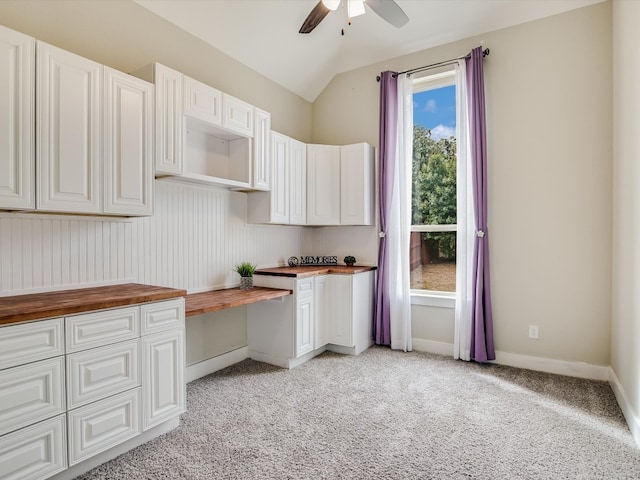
[178,116,253,189]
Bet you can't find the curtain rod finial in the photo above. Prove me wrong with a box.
[483,48,490,57]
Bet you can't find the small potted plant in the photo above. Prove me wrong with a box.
[235,262,257,290]
[344,255,356,267]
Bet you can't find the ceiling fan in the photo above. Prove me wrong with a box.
[299,0,409,34]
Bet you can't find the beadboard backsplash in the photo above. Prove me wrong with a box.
[0,180,303,296]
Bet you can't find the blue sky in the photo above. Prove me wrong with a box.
[413,85,456,140]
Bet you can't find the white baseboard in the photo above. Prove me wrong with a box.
[493,350,610,381]
[186,346,249,382]
[411,338,454,357]
[411,338,609,381]
[609,367,640,448]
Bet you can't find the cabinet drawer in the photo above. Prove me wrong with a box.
[67,339,140,409]
[66,306,139,353]
[296,278,314,298]
[0,357,65,436]
[0,318,64,370]
[67,388,141,466]
[0,414,67,480]
[140,298,185,335]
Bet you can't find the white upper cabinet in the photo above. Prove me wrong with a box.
[289,137,307,225]
[0,25,35,210]
[183,75,222,126]
[307,142,375,226]
[252,108,271,191]
[247,131,306,225]
[340,143,374,225]
[33,40,153,216]
[36,41,102,214]
[135,63,265,190]
[306,144,340,225]
[103,67,153,216]
[222,94,254,137]
[153,63,183,175]
[270,131,289,223]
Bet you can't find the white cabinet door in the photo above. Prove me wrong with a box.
[270,131,289,223]
[289,138,307,225]
[183,76,222,126]
[222,94,253,137]
[67,388,141,466]
[0,414,67,480]
[153,63,183,175]
[340,143,374,225]
[0,25,34,210]
[252,108,271,191]
[327,275,354,347]
[296,296,314,358]
[0,357,65,436]
[142,328,185,431]
[295,278,314,357]
[314,275,329,349]
[36,41,101,213]
[307,144,340,225]
[103,67,153,216]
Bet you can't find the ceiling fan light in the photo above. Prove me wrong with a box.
[322,0,341,11]
[347,0,366,17]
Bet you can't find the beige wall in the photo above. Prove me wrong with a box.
[312,2,613,366]
[0,0,312,141]
[612,0,640,437]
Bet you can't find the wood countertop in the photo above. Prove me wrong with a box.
[0,283,187,326]
[185,287,292,317]
[255,265,377,278]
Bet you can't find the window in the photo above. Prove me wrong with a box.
[410,71,457,296]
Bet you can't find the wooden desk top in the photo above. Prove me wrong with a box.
[0,283,187,326]
[255,265,377,278]
[185,287,292,317]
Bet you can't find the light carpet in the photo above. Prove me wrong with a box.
[77,347,640,479]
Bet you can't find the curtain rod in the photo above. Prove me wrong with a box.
[376,48,489,82]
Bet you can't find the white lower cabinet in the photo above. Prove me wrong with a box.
[68,388,141,466]
[314,275,329,349]
[326,272,375,354]
[248,271,375,368]
[0,296,186,480]
[0,414,66,480]
[66,339,140,409]
[142,328,185,431]
[0,357,65,436]
[295,279,314,357]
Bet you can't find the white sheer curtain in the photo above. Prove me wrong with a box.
[454,60,474,361]
[388,73,413,352]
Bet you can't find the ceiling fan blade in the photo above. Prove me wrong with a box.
[365,0,409,28]
[299,1,331,34]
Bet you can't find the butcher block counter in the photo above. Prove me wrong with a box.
[255,265,377,278]
[0,283,187,326]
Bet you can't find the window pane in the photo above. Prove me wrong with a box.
[412,125,457,226]
[410,231,456,292]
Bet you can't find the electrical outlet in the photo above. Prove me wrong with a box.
[528,325,539,339]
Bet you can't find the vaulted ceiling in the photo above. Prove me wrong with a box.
[135,0,604,102]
